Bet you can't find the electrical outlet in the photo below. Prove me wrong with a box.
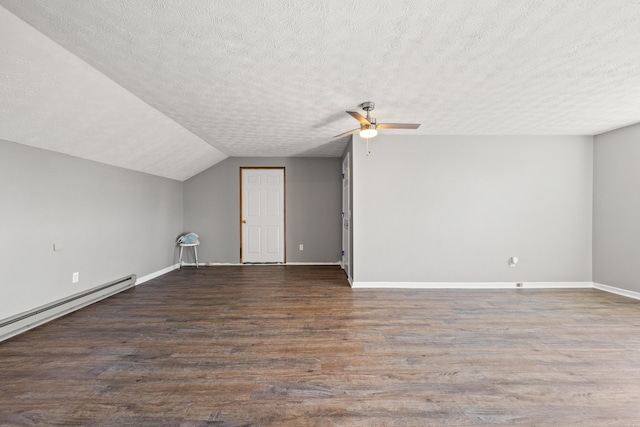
[72,272,79,283]
[299,244,304,251]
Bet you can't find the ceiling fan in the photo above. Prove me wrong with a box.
[334,101,421,139]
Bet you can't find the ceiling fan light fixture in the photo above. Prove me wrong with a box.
[359,124,377,139]
[334,101,420,139]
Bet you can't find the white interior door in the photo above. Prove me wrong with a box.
[342,154,351,279]
[241,168,285,263]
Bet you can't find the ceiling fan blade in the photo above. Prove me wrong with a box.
[334,127,360,138]
[376,123,421,130]
[347,111,371,126]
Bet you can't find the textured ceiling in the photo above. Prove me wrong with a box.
[1,1,640,180]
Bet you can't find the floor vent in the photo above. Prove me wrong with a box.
[0,274,136,342]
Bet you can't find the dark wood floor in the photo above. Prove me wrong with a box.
[1,266,640,426]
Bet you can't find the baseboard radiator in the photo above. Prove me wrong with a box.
[0,274,136,343]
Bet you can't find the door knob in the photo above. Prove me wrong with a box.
[242,220,247,224]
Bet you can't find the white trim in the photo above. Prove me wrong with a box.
[181,262,241,267]
[593,282,640,301]
[351,281,593,289]
[180,262,342,267]
[285,262,342,266]
[136,264,180,285]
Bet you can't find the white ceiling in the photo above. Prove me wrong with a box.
[1,1,640,181]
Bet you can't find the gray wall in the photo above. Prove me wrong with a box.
[594,123,640,292]
[0,139,183,320]
[353,135,593,284]
[183,157,342,263]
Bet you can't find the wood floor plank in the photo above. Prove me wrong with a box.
[1,265,640,425]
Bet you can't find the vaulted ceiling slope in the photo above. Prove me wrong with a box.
[0,7,226,181]
[1,1,640,180]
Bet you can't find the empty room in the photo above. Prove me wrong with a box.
[1,1,640,425]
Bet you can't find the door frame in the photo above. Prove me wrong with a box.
[341,153,351,280]
[239,167,286,263]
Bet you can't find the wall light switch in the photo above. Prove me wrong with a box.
[53,242,63,251]
[299,244,304,251]
[72,272,79,283]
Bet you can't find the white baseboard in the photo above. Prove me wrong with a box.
[134,269,640,303]
[593,282,640,301]
[175,262,218,267]
[351,281,593,289]
[179,262,342,267]
[136,264,180,285]
[285,262,341,266]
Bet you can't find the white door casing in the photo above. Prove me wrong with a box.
[342,154,351,279]
[241,168,285,263]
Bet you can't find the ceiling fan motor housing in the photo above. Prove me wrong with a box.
[360,101,375,112]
